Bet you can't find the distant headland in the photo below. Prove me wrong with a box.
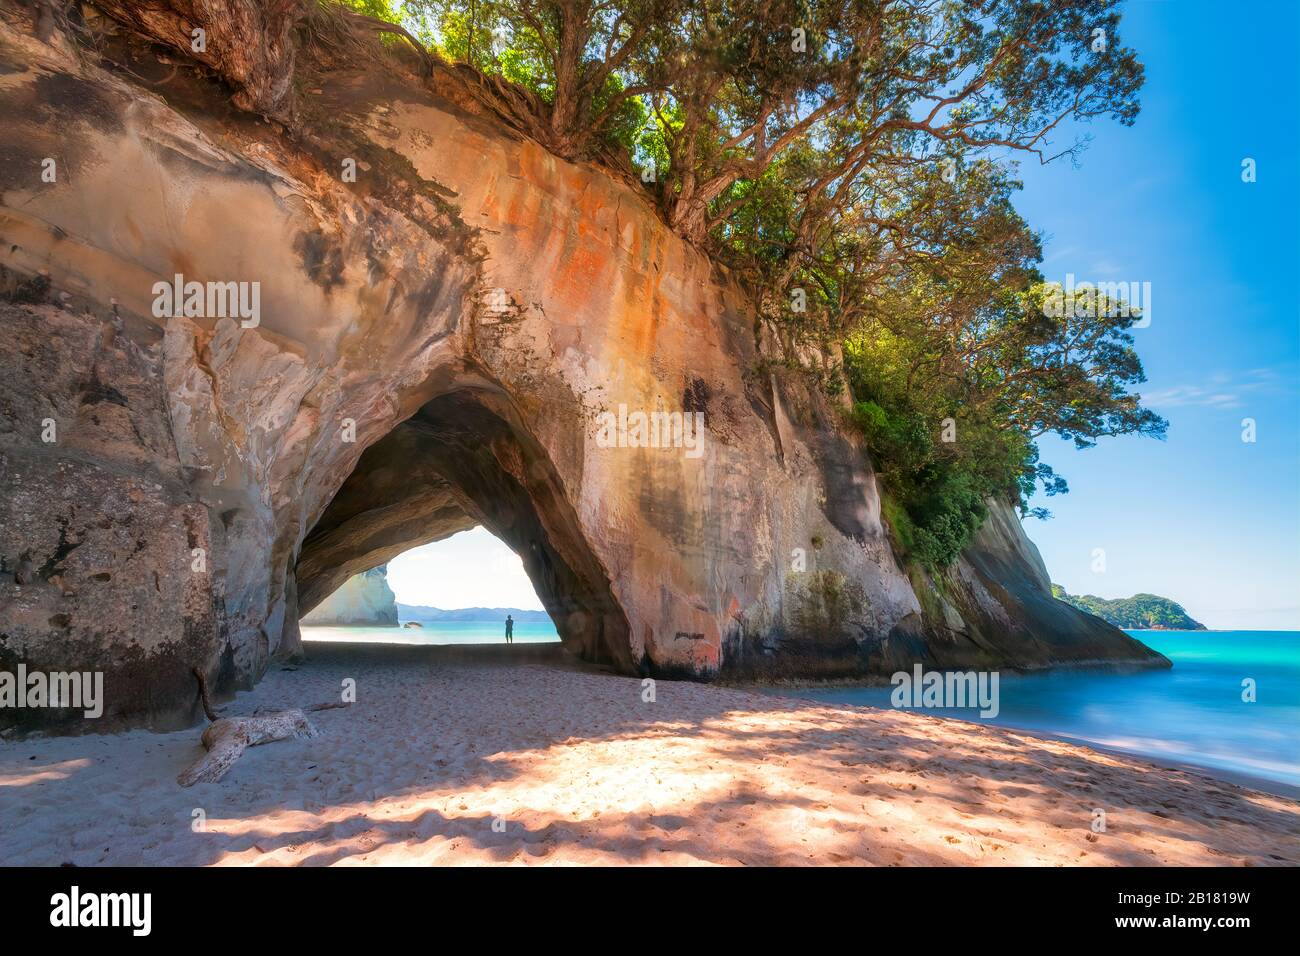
[397,604,552,624]
[1052,586,1206,631]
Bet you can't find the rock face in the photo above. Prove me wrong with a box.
[0,6,1166,730]
[300,566,398,627]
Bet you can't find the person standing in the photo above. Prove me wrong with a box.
[504,614,514,644]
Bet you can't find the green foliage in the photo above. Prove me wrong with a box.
[335,0,402,21]
[842,261,1166,571]
[1053,587,1206,631]
[428,4,507,73]
[835,157,1165,571]
[852,387,1003,570]
[878,491,916,556]
[592,72,650,154]
[907,472,988,572]
[388,2,1145,230]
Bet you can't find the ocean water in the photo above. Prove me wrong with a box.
[768,631,1300,790]
[301,620,560,646]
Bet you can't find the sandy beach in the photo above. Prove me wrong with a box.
[2,643,1297,867]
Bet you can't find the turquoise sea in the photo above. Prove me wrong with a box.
[301,619,560,646]
[769,631,1300,791]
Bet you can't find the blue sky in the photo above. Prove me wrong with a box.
[389,529,545,610]
[394,1,1298,628]
[1012,0,1300,629]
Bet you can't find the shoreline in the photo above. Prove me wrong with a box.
[719,654,1174,693]
[737,690,1300,801]
[1124,628,1298,633]
[290,639,1300,801]
[1008,726,1300,801]
[2,642,1296,867]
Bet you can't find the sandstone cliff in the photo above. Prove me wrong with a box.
[0,4,1166,730]
[300,566,398,627]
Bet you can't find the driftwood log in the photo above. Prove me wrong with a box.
[177,669,341,787]
[177,708,319,787]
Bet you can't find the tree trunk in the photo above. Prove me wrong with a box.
[548,1,588,156]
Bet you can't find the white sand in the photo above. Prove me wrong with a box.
[2,643,1297,866]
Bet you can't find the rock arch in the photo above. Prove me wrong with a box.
[296,386,634,669]
[0,7,1166,731]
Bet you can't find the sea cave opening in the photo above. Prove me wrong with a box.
[302,528,560,646]
[292,388,634,669]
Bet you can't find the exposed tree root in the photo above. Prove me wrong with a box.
[341,9,435,77]
[192,666,219,722]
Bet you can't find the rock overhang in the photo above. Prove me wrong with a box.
[0,6,1168,731]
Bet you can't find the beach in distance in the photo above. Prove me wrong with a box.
[302,621,561,646]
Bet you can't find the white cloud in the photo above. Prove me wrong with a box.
[1143,367,1292,409]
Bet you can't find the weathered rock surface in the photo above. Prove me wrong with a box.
[0,5,1166,730]
[300,565,398,627]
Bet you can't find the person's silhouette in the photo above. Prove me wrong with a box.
[505,614,514,644]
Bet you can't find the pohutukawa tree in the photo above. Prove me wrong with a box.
[349,0,1164,569]
[401,1,1142,238]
